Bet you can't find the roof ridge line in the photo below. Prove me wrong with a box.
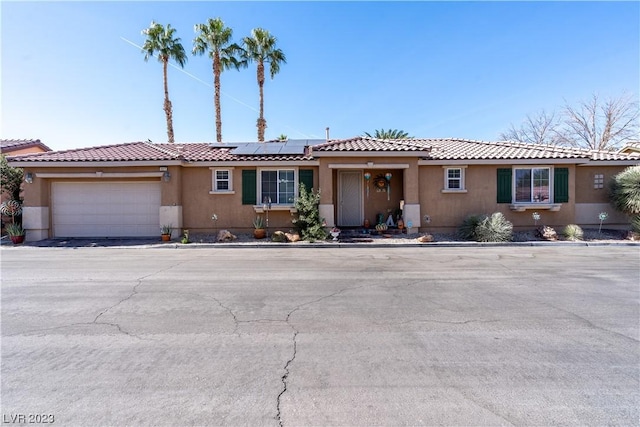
[143,141,182,158]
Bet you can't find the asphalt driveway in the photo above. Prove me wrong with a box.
[1,246,638,426]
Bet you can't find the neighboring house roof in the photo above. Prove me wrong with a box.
[1,139,51,154]
[619,141,640,154]
[6,137,639,165]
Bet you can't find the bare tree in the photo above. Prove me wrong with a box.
[558,93,639,151]
[500,110,562,145]
[500,93,639,150]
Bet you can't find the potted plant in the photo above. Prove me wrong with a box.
[161,224,173,241]
[6,223,25,244]
[253,216,266,239]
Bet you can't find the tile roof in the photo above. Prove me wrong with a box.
[313,136,429,152]
[425,139,593,160]
[6,138,638,164]
[1,139,51,153]
[6,141,313,162]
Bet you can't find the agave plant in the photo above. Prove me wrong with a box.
[474,212,513,242]
[609,165,640,216]
[562,224,584,241]
[457,214,486,241]
[5,223,25,237]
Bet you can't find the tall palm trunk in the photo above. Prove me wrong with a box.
[162,57,175,143]
[257,60,266,142]
[213,52,222,143]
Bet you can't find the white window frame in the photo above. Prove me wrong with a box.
[513,166,552,204]
[257,167,298,206]
[442,166,467,193]
[209,168,234,194]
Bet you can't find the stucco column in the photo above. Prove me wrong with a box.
[22,206,49,241]
[318,159,335,228]
[22,170,50,241]
[160,165,183,237]
[403,160,421,234]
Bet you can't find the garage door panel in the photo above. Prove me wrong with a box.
[52,182,161,237]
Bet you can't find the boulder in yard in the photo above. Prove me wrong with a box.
[217,229,237,242]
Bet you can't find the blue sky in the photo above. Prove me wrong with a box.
[1,1,638,151]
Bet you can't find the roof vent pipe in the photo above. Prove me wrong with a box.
[325,127,330,141]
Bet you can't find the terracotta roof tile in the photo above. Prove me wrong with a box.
[6,138,638,164]
[7,141,314,162]
[313,136,429,152]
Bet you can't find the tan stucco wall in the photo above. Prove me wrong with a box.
[574,165,628,204]
[180,166,319,234]
[418,164,577,232]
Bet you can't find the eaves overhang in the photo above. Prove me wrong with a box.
[418,158,587,166]
[313,150,431,158]
[7,160,184,168]
[184,160,320,167]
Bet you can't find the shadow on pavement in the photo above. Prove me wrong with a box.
[21,238,161,248]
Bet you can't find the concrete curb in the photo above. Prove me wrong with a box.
[2,235,639,250]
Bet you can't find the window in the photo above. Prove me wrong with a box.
[260,169,295,204]
[515,167,550,203]
[497,167,568,207]
[594,173,604,189]
[442,166,466,192]
[445,168,462,190]
[211,168,233,193]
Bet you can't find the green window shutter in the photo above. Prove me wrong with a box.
[242,170,257,205]
[299,169,314,192]
[496,168,512,203]
[554,167,569,203]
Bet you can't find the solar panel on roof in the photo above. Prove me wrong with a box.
[229,140,318,156]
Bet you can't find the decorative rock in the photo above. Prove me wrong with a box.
[285,232,300,242]
[272,231,288,242]
[627,231,640,241]
[216,229,237,242]
[417,234,434,243]
[536,226,557,241]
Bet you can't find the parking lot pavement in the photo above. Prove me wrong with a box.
[1,246,639,426]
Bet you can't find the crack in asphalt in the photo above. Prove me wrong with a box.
[274,283,368,426]
[276,327,298,427]
[89,259,199,339]
[544,302,640,343]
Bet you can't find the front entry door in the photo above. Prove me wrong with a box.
[338,170,363,226]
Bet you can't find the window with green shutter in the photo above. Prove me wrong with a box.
[497,168,512,203]
[242,170,257,205]
[554,167,569,203]
[298,169,314,192]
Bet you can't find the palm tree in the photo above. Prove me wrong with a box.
[241,28,286,142]
[363,129,412,139]
[193,18,243,143]
[142,21,187,143]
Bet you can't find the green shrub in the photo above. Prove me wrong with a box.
[292,183,328,242]
[562,224,584,241]
[609,165,640,216]
[474,212,513,242]
[631,215,640,233]
[458,214,486,241]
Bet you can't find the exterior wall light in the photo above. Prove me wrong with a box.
[25,172,33,184]
[163,171,171,182]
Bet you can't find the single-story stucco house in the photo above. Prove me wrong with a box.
[7,136,639,241]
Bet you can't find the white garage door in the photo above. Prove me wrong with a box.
[52,182,161,237]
